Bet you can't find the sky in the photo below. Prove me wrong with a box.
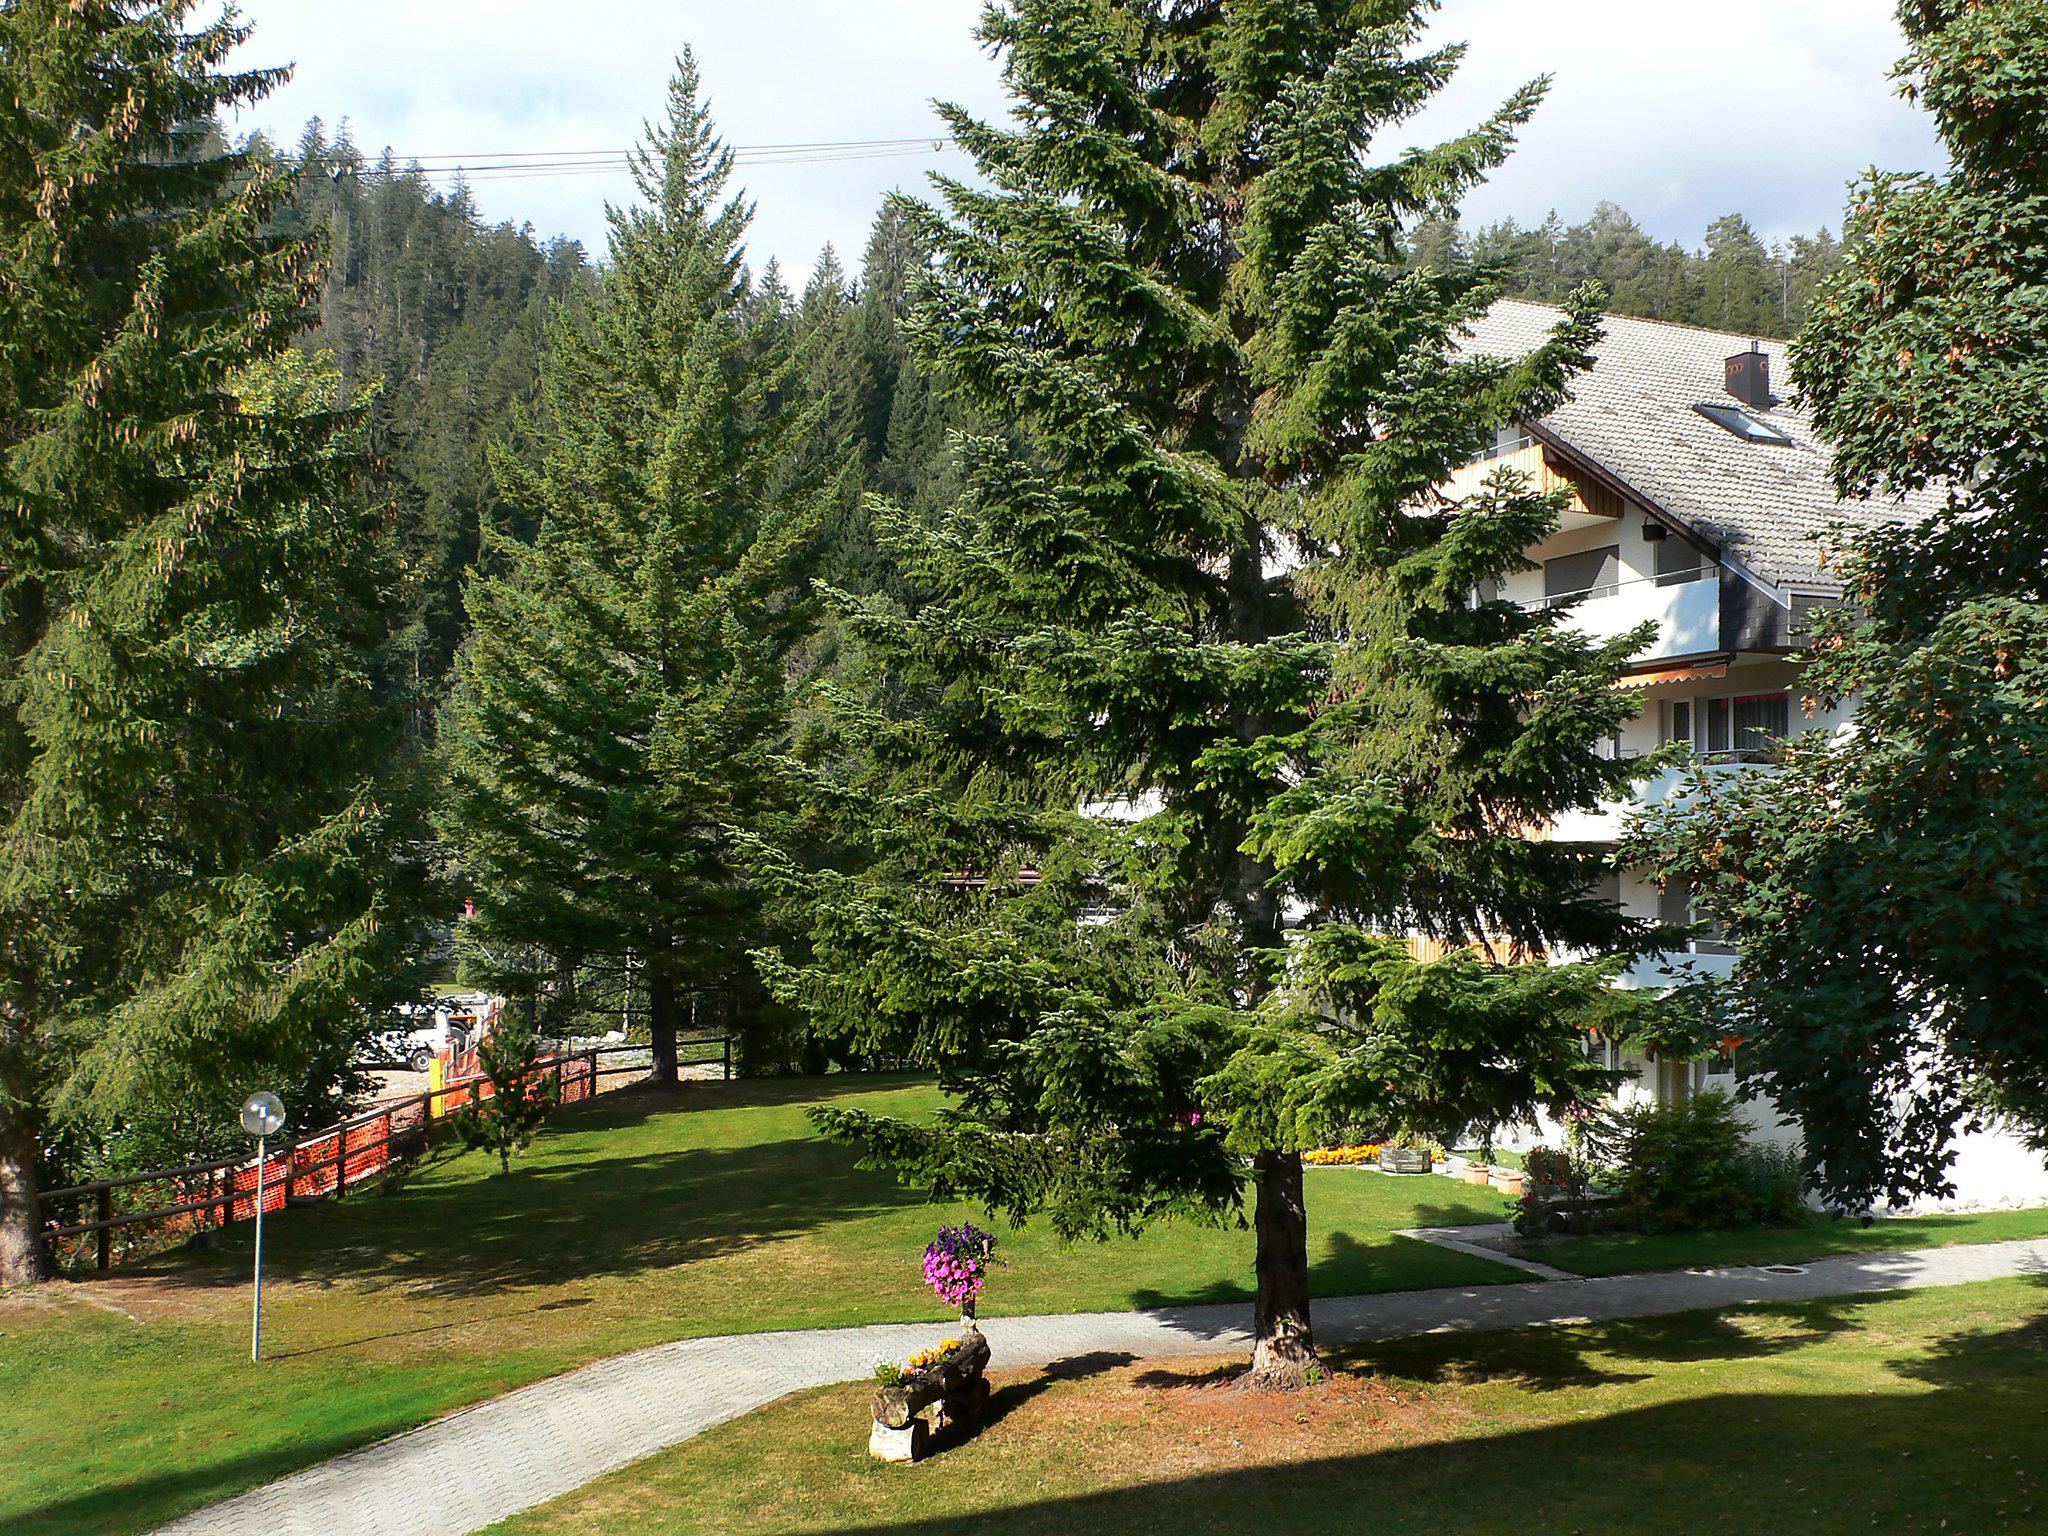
[224,1,1945,281]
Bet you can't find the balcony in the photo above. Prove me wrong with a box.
[1531,571,1720,665]
[1550,760,1774,846]
[1623,946,1738,989]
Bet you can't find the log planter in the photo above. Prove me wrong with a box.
[1378,1147,1432,1175]
[869,1324,993,1463]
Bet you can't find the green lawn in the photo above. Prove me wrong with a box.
[1541,1203,2048,1277]
[0,1075,1512,1536]
[486,1277,2048,1536]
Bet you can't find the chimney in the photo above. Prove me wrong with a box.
[1725,343,1772,408]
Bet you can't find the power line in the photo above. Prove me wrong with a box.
[310,135,958,183]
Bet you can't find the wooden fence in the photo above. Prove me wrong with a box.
[38,1036,733,1273]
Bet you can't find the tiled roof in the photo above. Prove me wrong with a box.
[1459,299,1944,592]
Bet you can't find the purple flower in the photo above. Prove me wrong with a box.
[921,1223,1001,1309]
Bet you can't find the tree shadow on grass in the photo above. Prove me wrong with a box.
[238,1135,929,1296]
[799,1300,2048,1536]
[16,1428,388,1536]
[1335,1293,1871,1394]
[575,1072,933,1119]
[112,1074,937,1296]
[980,1351,1138,1430]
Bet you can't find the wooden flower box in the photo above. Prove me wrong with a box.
[869,1326,993,1463]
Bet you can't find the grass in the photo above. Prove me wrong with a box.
[485,1276,2048,1536]
[1541,1203,2048,1277]
[0,1075,1512,1536]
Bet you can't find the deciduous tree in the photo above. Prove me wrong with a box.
[1633,0,2048,1207]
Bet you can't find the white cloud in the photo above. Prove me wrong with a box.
[1406,0,1943,243]
[228,0,1007,276]
[226,0,1941,277]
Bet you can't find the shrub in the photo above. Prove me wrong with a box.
[1733,1142,1808,1227]
[1585,1090,1804,1233]
[1523,1145,1575,1187]
[1511,1144,1609,1237]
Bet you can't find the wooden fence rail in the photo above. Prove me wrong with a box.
[39,1037,733,1273]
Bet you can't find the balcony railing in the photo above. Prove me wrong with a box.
[1529,570,1719,664]
[1549,760,1775,845]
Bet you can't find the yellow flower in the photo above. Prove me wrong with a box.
[941,1338,961,1352]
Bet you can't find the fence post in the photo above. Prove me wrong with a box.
[723,1036,732,1080]
[334,1125,348,1199]
[96,1187,112,1273]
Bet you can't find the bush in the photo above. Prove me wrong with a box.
[1523,1145,1575,1187]
[1733,1142,1808,1227]
[1511,1144,1612,1237]
[1586,1090,1802,1234]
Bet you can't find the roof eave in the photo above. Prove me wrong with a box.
[1524,419,1801,607]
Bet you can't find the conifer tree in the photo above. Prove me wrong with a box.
[0,2,426,1282]
[765,0,1657,1386]
[1699,213,1777,335]
[453,1016,557,1175]
[440,52,825,1087]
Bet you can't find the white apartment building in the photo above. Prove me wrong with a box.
[1454,300,2048,1211]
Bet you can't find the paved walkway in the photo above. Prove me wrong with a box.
[154,1236,2048,1536]
[1399,1223,1579,1281]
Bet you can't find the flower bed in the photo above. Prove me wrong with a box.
[1303,1143,1387,1166]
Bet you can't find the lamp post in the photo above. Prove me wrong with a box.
[240,1091,286,1362]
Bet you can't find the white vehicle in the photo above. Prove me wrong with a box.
[361,1003,458,1073]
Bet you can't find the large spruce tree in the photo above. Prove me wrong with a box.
[1636,0,2048,1207]
[0,2,426,1282]
[440,53,825,1085]
[765,0,1657,1385]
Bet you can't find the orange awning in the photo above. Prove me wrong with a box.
[1614,661,1728,691]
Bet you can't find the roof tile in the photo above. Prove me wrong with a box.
[1460,299,1943,591]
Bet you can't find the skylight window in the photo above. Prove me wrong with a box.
[1694,402,1793,446]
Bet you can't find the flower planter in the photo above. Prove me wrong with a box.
[1462,1163,1494,1187]
[870,1325,992,1463]
[1379,1147,1432,1175]
[1488,1167,1527,1196]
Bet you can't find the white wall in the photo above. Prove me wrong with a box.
[1542,652,2048,1213]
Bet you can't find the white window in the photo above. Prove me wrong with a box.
[1658,876,1739,956]
[1704,693,1789,762]
[1543,544,1623,604]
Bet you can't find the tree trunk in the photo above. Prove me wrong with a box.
[0,1107,50,1285]
[1245,1148,1318,1389]
[646,963,680,1088]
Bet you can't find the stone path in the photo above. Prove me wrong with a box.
[153,1236,2048,1536]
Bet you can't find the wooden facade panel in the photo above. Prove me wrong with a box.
[1442,441,1619,522]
